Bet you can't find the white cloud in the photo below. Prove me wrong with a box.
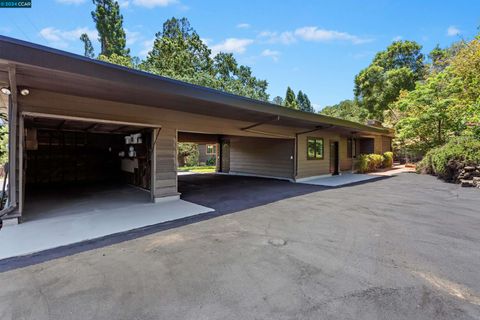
[210,38,254,55]
[447,25,460,36]
[236,23,250,29]
[392,35,402,41]
[56,0,86,4]
[125,29,140,45]
[294,26,372,44]
[119,0,130,7]
[139,38,155,57]
[258,30,296,45]
[132,0,177,8]
[39,27,97,48]
[261,49,280,61]
[259,27,372,45]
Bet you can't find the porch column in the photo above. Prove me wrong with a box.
[153,127,179,202]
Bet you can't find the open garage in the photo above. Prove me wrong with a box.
[22,114,155,221]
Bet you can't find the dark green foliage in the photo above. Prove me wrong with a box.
[320,99,367,123]
[206,157,216,166]
[354,40,425,121]
[428,41,466,73]
[142,17,212,80]
[80,33,95,58]
[297,91,314,113]
[140,17,269,101]
[284,86,298,109]
[416,137,480,181]
[178,142,199,167]
[91,0,129,57]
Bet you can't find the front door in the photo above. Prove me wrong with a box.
[330,141,339,175]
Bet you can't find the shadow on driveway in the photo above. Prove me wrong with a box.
[179,174,328,214]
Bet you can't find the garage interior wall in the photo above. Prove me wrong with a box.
[229,136,295,180]
[23,117,153,190]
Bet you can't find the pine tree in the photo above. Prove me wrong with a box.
[142,17,212,79]
[80,33,95,58]
[297,91,306,111]
[298,91,314,112]
[303,93,314,112]
[284,87,298,109]
[91,0,129,57]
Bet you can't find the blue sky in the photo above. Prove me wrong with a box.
[1,0,479,110]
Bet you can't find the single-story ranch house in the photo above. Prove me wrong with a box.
[0,36,393,224]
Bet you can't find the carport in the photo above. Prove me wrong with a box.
[0,35,393,232]
[22,113,156,222]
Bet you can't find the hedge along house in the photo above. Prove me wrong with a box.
[0,36,393,224]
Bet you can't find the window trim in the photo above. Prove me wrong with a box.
[306,137,324,160]
[206,144,217,155]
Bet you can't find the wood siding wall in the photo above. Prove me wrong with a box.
[16,89,393,198]
[382,136,392,153]
[296,130,340,179]
[339,137,353,171]
[229,137,294,179]
[153,127,178,199]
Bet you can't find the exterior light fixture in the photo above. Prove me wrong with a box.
[0,87,11,95]
[20,88,30,96]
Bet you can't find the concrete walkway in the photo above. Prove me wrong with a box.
[0,199,213,260]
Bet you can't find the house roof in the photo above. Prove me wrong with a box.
[0,36,392,135]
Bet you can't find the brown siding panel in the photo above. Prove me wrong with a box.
[229,137,294,179]
[154,127,178,199]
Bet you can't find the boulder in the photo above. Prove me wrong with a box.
[460,179,474,187]
[464,166,476,172]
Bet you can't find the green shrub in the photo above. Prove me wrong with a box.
[383,151,394,168]
[356,153,385,173]
[417,136,480,181]
[206,157,216,166]
[357,154,370,173]
[369,154,385,171]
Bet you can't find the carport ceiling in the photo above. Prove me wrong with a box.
[24,116,146,134]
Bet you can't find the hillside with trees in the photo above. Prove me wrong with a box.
[319,34,480,184]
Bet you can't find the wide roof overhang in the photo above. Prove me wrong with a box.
[0,36,392,136]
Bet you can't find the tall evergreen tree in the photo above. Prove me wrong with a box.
[297,91,314,112]
[91,0,129,57]
[142,17,212,80]
[80,33,95,58]
[284,87,298,109]
[303,93,314,112]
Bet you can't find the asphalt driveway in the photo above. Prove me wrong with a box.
[1,173,480,319]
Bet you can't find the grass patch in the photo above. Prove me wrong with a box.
[178,165,216,173]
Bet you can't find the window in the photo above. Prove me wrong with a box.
[307,137,324,160]
[206,144,217,155]
[347,138,357,158]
